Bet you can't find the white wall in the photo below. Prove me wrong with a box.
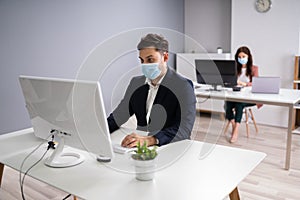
[232,0,300,127]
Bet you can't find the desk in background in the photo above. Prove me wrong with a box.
[195,86,300,170]
[0,128,265,200]
[176,53,231,114]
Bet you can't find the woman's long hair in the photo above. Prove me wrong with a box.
[235,46,254,80]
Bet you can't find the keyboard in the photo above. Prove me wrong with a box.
[112,144,135,154]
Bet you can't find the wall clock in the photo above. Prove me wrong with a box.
[255,0,272,13]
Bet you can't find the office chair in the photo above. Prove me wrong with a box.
[224,107,258,137]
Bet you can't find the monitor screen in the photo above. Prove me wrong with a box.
[19,75,114,167]
[195,59,237,89]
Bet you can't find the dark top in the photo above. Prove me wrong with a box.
[107,68,196,146]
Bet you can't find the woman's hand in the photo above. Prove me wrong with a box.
[237,80,247,87]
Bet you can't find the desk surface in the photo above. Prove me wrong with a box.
[195,86,300,106]
[0,128,265,200]
[195,85,300,170]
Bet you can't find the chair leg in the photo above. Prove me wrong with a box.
[249,108,258,133]
[245,109,249,138]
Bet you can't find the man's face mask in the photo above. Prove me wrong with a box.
[141,63,161,80]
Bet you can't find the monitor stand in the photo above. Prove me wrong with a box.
[44,135,85,168]
[205,84,222,92]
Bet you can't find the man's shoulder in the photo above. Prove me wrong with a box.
[166,68,193,86]
[126,75,147,91]
[130,75,146,84]
[161,68,194,94]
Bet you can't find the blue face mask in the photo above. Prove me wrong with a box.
[238,57,248,65]
[141,63,161,80]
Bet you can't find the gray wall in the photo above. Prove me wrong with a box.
[184,0,300,127]
[184,0,231,53]
[0,0,184,134]
[232,0,300,127]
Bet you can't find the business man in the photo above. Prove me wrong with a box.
[107,33,196,147]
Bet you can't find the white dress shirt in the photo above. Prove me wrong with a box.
[145,74,166,123]
[145,73,166,145]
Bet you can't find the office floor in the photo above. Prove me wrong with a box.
[1,113,300,200]
[192,113,300,200]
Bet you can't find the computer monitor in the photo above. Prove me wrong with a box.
[19,75,114,168]
[195,59,237,91]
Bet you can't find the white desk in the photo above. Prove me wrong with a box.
[0,128,265,200]
[195,86,300,170]
[176,53,232,113]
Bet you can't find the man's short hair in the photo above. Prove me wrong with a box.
[137,33,169,53]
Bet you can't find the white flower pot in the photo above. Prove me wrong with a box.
[132,159,156,181]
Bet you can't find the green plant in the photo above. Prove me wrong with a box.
[131,141,158,161]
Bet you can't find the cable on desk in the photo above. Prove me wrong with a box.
[19,134,52,200]
[197,94,210,104]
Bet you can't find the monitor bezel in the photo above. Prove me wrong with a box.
[195,59,237,89]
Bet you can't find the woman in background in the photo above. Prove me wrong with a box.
[225,46,261,143]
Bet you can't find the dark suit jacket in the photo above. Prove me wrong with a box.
[107,68,196,146]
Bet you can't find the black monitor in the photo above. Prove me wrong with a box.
[195,59,237,91]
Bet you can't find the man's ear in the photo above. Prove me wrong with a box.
[163,52,169,62]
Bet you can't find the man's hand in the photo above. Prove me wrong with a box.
[121,133,156,148]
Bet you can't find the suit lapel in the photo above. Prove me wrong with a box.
[154,68,173,104]
[153,85,167,105]
[136,84,149,124]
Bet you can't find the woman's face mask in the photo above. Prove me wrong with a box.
[238,57,248,65]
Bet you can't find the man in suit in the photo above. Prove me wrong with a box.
[107,33,196,147]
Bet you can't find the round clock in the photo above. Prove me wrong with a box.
[255,0,272,13]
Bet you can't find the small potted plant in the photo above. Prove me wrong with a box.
[131,141,158,181]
